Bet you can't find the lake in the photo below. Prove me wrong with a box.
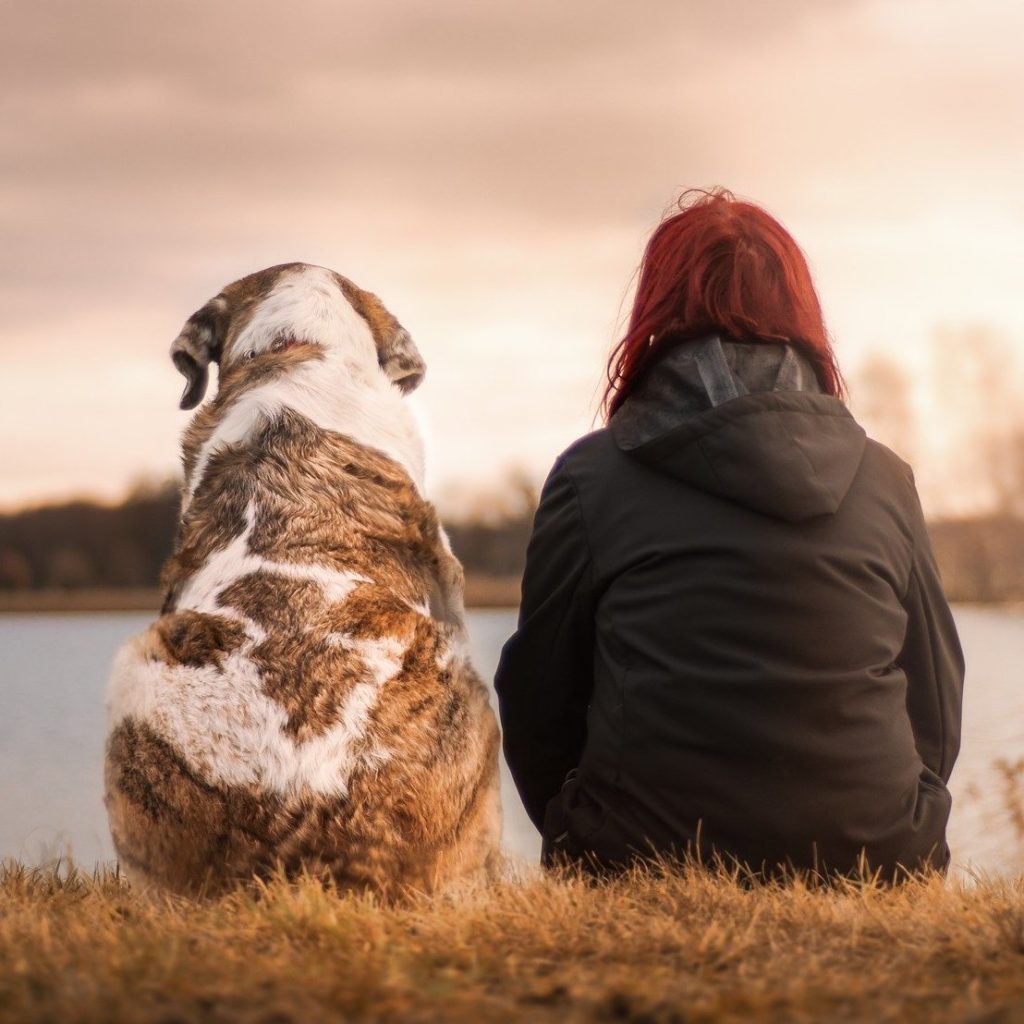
[1,607,1022,877]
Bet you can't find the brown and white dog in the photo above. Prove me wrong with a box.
[105,263,502,898]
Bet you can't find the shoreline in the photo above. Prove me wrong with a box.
[0,577,523,614]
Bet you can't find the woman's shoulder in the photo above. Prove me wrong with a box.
[557,427,616,464]
[860,435,917,491]
[545,428,662,519]
[550,428,633,486]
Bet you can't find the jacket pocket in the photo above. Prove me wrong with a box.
[541,771,610,866]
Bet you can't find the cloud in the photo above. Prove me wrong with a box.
[1,0,1021,508]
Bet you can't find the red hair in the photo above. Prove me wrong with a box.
[603,188,844,419]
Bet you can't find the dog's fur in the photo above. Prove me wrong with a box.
[104,263,502,898]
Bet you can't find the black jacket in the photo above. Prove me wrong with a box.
[495,335,964,878]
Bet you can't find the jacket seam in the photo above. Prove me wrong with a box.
[901,554,948,780]
[782,414,826,491]
[541,463,597,774]
[694,435,729,491]
[931,578,948,779]
[561,459,624,789]
[898,516,919,605]
[561,461,599,580]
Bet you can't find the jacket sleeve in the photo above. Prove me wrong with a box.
[494,457,597,830]
[897,481,965,784]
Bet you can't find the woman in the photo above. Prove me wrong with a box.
[494,189,964,880]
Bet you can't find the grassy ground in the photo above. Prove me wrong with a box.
[2,861,1023,1023]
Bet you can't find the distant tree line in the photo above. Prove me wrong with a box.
[928,517,1024,604]
[0,475,1021,602]
[0,478,536,593]
[0,481,180,591]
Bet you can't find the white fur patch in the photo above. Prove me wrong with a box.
[107,501,409,797]
[230,266,375,364]
[107,634,403,797]
[184,266,425,507]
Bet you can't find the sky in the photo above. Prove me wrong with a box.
[2,0,1022,516]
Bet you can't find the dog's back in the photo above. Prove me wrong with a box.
[104,265,501,897]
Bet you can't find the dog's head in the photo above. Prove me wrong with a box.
[169,263,425,410]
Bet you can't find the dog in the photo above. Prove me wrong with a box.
[105,263,502,898]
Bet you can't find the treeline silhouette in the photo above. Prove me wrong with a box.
[0,480,534,593]
[0,477,1022,602]
[0,482,180,592]
[928,517,1024,604]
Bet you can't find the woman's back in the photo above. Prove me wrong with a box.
[496,335,963,878]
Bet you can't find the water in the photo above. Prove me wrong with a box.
[1,608,1022,876]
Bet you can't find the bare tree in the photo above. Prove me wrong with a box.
[851,352,917,464]
[930,325,1024,516]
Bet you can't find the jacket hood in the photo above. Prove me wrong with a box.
[610,335,866,522]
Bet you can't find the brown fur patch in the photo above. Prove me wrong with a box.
[178,344,325,491]
[331,275,398,346]
[152,611,247,668]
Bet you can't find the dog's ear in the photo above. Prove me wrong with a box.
[169,298,229,410]
[338,277,426,394]
[378,327,426,394]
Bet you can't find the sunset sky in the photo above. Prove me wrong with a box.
[2,0,1022,516]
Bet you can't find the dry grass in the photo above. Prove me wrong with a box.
[1,861,1023,1024]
